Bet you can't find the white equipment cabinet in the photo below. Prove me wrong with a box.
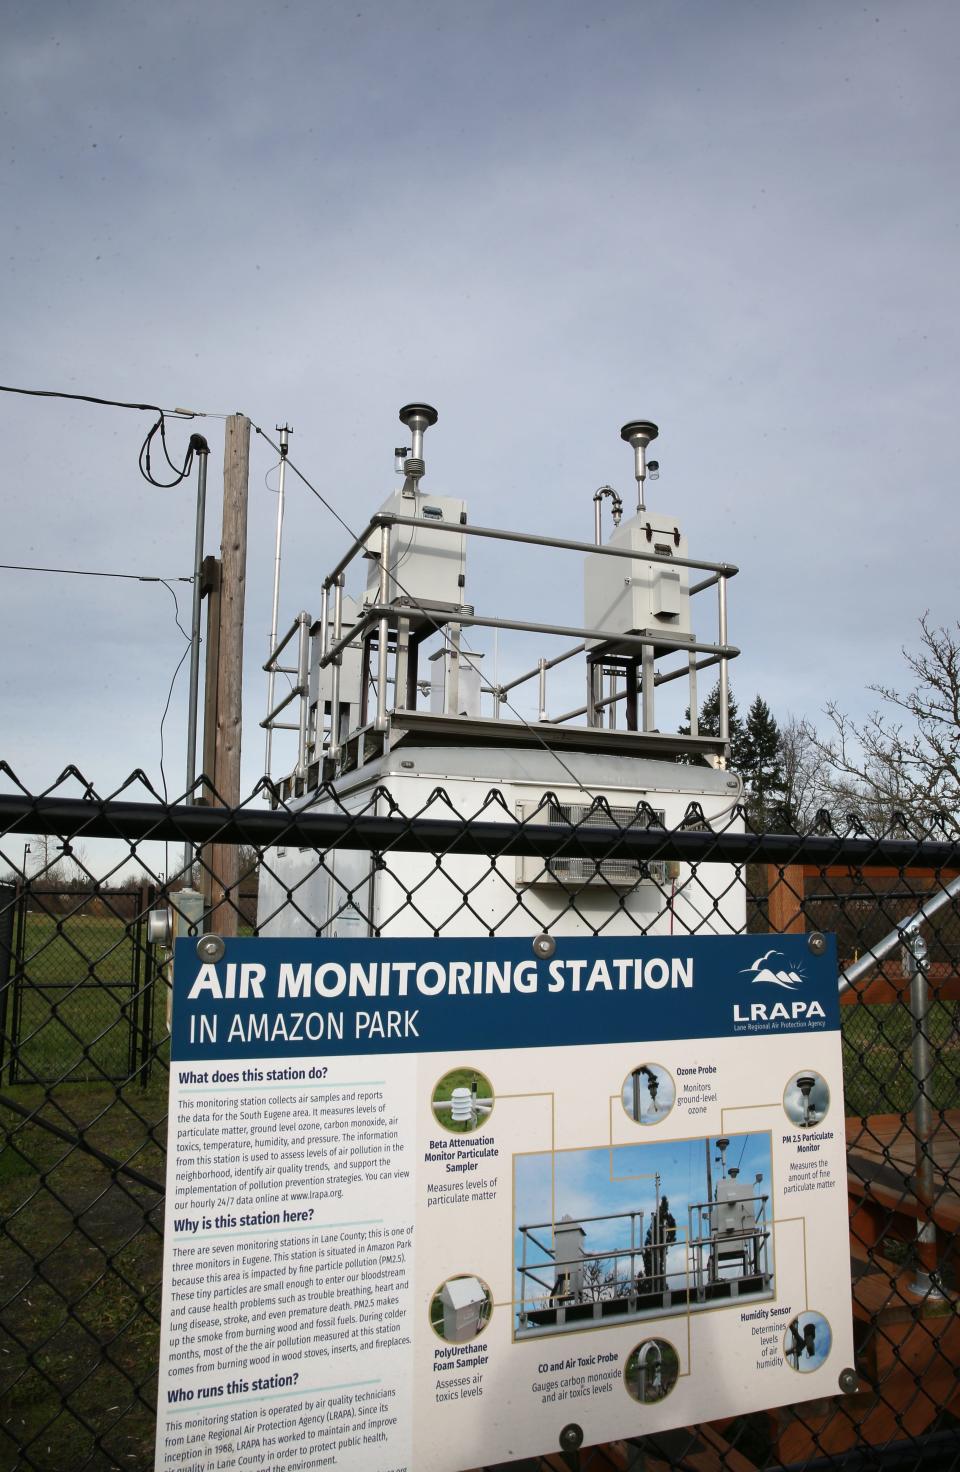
[584,510,692,646]
[364,488,467,611]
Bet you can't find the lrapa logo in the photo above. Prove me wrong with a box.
[743,948,805,990]
[733,948,825,1027]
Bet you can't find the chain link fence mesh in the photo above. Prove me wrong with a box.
[1,767,958,1471]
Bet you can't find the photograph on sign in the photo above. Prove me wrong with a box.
[783,1068,830,1129]
[514,1132,774,1339]
[621,1063,676,1124]
[432,1067,495,1134]
[624,1338,679,1403]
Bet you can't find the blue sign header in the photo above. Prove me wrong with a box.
[170,933,839,1062]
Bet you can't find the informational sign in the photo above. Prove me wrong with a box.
[156,933,853,1472]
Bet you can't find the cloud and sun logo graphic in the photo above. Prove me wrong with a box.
[740,948,806,991]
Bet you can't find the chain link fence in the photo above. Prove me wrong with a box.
[1,769,958,1471]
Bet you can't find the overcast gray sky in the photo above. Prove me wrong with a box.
[2,0,958,813]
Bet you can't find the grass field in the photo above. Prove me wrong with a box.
[0,908,169,1468]
[0,1074,168,1471]
[841,998,960,1118]
[4,911,168,1085]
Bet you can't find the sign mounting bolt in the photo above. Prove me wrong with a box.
[807,932,826,956]
[559,1423,583,1452]
[196,933,226,962]
[838,1367,859,1394]
[533,933,556,959]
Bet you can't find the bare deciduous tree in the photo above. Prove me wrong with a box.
[582,1257,619,1302]
[811,615,960,833]
[777,715,834,829]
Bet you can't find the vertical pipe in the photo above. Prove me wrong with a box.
[906,933,944,1295]
[762,1202,770,1282]
[705,1137,713,1228]
[376,525,390,731]
[690,1205,699,1300]
[316,582,331,753]
[717,575,729,767]
[329,577,344,761]
[295,612,310,779]
[608,668,617,729]
[316,583,329,756]
[492,629,500,720]
[594,497,602,546]
[625,662,638,731]
[264,425,290,781]
[184,443,209,801]
[318,584,329,662]
[688,653,699,737]
[538,658,547,723]
[641,643,655,731]
[587,665,597,727]
[520,1226,528,1323]
[183,439,209,874]
[447,625,462,715]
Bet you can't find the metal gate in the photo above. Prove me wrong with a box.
[1,883,157,1085]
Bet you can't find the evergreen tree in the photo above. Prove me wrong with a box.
[679,679,747,768]
[740,696,786,823]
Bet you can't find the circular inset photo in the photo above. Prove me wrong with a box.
[783,1069,830,1129]
[784,1310,832,1372]
[431,1068,495,1134]
[622,1064,676,1125]
[429,1273,493,1343]
[624,1337,679,1403]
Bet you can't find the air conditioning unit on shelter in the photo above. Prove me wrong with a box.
[516,801,667,890]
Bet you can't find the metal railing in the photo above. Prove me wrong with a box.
[261,509,741,789]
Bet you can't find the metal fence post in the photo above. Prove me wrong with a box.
[0,883,13,1077]
[904,931,945,1298]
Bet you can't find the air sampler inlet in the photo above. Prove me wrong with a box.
[620,419,659,512]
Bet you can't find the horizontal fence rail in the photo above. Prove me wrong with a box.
[2,790,960,868]
[1,768,959,1471]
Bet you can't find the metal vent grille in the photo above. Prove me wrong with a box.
[518,802,667,888]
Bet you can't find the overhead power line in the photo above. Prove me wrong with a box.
[0,562,191,583]
[0,381,229,489]
[0,382,229,419]
[0,383,170,414]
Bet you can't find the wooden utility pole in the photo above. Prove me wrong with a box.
[208,415,250,935]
